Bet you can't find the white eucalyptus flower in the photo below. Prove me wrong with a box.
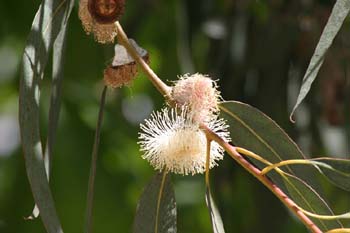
[138,108,230,175]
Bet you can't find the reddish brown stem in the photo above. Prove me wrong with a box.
[202,125,323,233]
[114,21,322,233]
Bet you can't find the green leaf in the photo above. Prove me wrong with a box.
[262,158,350,192]
[19,0,73,231]
[205,188,225,233]
[314,158,350,192]
[282,172,342,230]
[45,9,71,179]
[133,172,177,233]
[28,2,72,220]
[220,101,342,231]
[290,0,350,119]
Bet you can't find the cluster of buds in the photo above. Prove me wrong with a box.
[78,1,229,175]
[171,73,221,123]
[139,74,230,175]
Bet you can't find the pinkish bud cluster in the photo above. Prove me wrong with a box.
[171,73,220,123]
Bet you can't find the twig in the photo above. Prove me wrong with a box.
[202,125,323,233]
[85,86,108,233]
[114,21,323,233]
[115,21,172,101]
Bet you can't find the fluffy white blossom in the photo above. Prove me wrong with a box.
[138,108,230,175]
[171,73,220,123]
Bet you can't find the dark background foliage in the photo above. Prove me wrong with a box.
[0,0,349,232]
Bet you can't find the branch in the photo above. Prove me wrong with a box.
[114,21,172,101]
[114,21,323,233]
[85,86,108,233]
[202,125,323,233]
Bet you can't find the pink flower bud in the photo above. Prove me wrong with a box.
[171,73,220,123]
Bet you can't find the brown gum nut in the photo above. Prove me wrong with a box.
[103,62,137,88]
[88,0,125,24]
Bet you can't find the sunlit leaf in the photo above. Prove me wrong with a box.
[19,0,74,231]
[28,4,72,219]
[133,172,177,233]
[219,101,343,231]
[290,0,350,119]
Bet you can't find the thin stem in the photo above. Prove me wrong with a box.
[114,21,323,233]
[326,228,350,233]
[236,147,272,165]
[155,171,168,233]
[234,149,350,222]
[261,159,323,175]
[201,125,323,233]
[204,138,219,232]
[85,86,108,233]
[114,21,172,101]
[205,137,211,186]
[298,209,350,221]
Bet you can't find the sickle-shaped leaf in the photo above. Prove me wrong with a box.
[19,0,73,231]
[290,0,350,119]
[133,172,177,233]
[219,101,342,231]
[28,4,72,219]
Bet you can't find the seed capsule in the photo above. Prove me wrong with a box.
[103,63,137,88]
[88,0,125,24]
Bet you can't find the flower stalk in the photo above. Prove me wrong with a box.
[114,21,323,233]
[115,21,172,101]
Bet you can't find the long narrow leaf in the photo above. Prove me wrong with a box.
[29,0,73,219]
[290,0,350,119]
[282,173,341,230]
[19,0,73,231]
[133,172,177,233]
[220,101,343,231]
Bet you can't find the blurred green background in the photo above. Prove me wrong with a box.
[0,0,349,232]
